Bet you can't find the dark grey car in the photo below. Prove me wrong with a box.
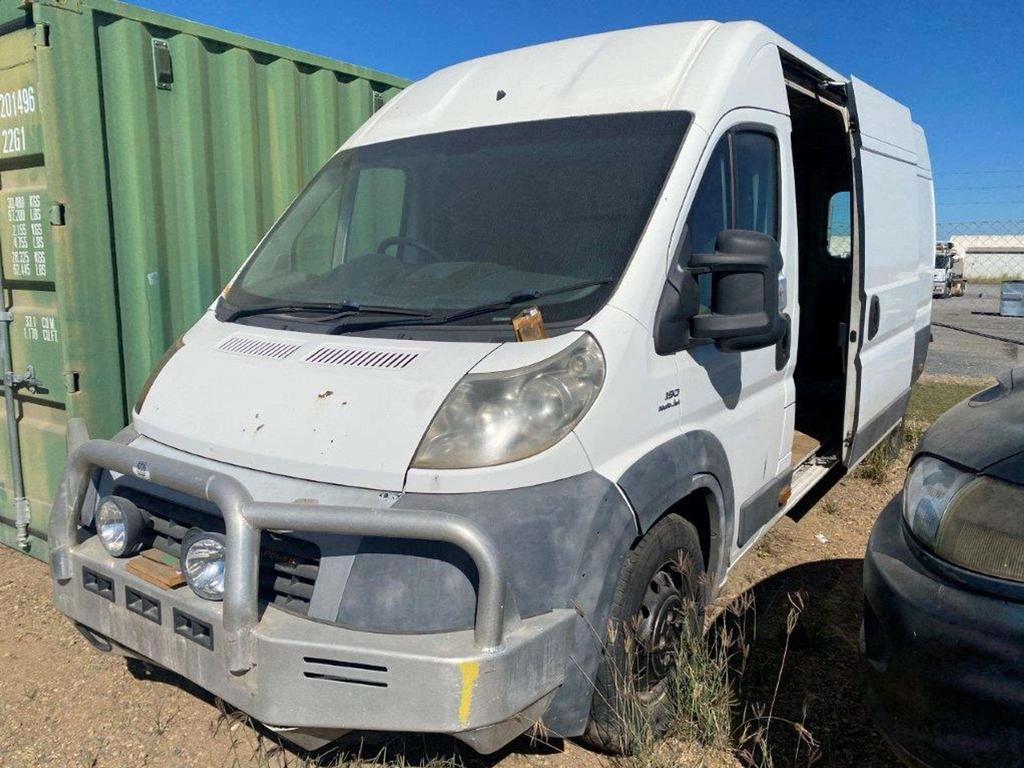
[863,367,1024,767]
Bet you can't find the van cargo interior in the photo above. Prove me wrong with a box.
[786,82,854,462]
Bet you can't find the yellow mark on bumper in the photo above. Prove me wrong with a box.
[458,661,480,727]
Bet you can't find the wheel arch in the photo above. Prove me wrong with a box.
[617,430,734,592]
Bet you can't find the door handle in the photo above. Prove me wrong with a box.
[775,313,792,370]
[868,296,881,340]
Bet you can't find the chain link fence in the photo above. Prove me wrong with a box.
[938,221,1024,281]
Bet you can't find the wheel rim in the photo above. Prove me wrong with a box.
[635,559,691,687]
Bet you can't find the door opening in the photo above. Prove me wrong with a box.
[786,84,855,461]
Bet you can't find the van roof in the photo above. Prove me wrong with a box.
[347,21,851,147]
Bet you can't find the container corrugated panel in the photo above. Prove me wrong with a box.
[0,0,407,560]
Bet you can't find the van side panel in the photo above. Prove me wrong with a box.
[847,77,922,464]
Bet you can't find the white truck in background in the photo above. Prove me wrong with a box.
[934,241,966,298]
[49,21,934,755]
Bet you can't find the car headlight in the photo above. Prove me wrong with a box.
[412,333,605,469]
[181,529,227,601]
[95,496,148,557]
[904,456,1024,582]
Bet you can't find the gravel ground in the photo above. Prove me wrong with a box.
[927,283,1024,377]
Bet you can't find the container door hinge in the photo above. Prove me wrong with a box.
[152,39,174,91]
[50,202,65,226]
[33,23,50,48]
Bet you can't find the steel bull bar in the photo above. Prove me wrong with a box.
[50,428,511,675]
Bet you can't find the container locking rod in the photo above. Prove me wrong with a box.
[0,311,34,550]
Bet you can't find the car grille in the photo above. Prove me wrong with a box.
[120,490,320,616]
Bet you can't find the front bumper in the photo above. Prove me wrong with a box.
[862,496,1024,768]
[49,425,575,753]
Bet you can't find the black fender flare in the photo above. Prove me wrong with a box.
[617,430,733,589]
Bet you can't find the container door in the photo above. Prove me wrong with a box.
[845,77,921,465]
[0,27,64,558]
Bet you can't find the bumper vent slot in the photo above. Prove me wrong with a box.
[172,609,213,650]
[218,335,302,360]
[303,345,418,369]
[302,656,388,688]
[117,491,321,616]
[82,567,114,602]
[125,586,162,624]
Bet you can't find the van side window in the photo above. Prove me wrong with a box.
[826,190,852,259]
[687,139,732,255]
[733,131,779,240]
[684,127,779,312]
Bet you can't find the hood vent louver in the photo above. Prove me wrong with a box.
[218,335,302,360]
[304,346,419,369]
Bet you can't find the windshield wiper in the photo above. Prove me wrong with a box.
[223,300,431,322]
[440,277,615,324]
[327,277,615,334]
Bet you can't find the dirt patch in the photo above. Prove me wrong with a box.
[0,377,991,767]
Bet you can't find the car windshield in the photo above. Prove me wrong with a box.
[222,112,691,326]
[935,253,951,269]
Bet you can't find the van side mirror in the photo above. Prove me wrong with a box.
[690,230,785,352]
[654,229,785,355]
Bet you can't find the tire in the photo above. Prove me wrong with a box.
[581,515,705,755]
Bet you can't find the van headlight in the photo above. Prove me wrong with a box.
[412,333,605,469]
[904,456,1024,582]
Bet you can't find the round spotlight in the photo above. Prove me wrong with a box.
[181,528,226,601]
[95,496,147,557]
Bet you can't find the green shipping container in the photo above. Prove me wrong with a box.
[0,0,407,560]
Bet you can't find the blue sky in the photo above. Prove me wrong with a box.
[142,0,1024,230]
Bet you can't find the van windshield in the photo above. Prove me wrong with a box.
[221,112,691,328]
[935,253,950,269]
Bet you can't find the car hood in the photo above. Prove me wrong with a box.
[932,268,946,281]
[916,366,1024,472]
[133,315,499,490]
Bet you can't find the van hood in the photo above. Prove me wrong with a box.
[932,268,947,281]
[133,317,499,490]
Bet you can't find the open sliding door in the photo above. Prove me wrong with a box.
[845,76,923,466]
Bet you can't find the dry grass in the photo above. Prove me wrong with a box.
[595,583,817,768]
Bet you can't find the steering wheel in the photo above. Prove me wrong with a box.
[377,236,444,265]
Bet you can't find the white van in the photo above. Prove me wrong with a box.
[50,21,934,755]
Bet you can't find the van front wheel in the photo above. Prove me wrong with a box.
[581,515,705,755]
